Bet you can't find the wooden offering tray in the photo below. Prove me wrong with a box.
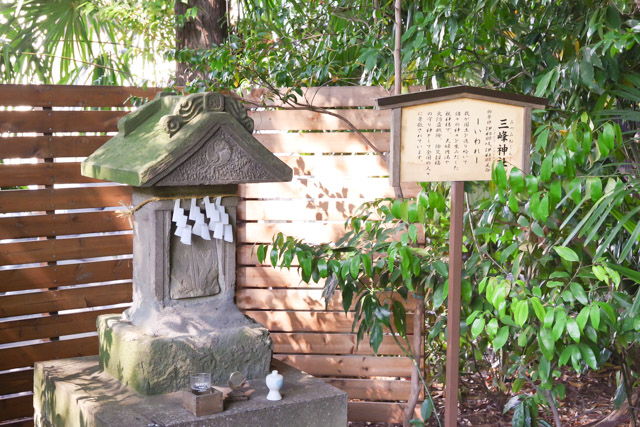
[182,387,223,416]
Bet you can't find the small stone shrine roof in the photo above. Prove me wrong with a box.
[376,85,547,109]
[82,92,292,186]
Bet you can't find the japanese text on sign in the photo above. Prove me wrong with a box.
[400,98,525,182]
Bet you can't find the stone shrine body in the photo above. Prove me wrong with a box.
[80,91,292,394]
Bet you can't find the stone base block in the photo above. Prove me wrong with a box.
[34,357,347,427]
[97,314,272,395]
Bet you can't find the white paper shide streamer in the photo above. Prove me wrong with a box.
[171,197,233,245]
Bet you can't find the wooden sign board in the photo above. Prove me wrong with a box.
[376,86,546,186]
[376,86,546,427]
[400,98,525,182]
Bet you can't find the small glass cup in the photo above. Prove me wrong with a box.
[190,373,211,394]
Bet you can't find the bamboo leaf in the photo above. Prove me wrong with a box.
[619,219,640,261]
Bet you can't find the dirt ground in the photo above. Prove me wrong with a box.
[350,367,639,426]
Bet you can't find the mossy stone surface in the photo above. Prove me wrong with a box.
[34,356,347,427]
[81,92,291,186]
[97,314,272,396]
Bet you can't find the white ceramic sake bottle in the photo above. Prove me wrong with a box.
[265,370,283,401]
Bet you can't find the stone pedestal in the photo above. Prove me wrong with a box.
[98,314,272,395]
[34,357,348,427]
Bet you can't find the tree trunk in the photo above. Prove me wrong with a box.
[175,0,228,85]
[404,291,425,426]
[391,0,404,199]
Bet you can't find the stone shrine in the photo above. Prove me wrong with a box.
[83,91,292,394]
[34,91,347,427]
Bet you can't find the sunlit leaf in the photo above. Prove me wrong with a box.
[554,246,579,262]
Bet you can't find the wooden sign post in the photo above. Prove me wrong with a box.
[377,86,545,426]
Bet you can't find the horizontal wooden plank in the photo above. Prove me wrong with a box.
[0,234,132,266]
[237,288,336,311]
[0,186,132,214]
[0,283,132,318]
[0,283,132,317]
[0,109,388,134]
[275,354,412,377]
[0,259,132,293]
[236,266,415,310]
[247,310,355,332]
[237,246,269,266]
[0,394,32,423]
[238,267,426,311]
[0,336,98,371]
[237,287,416,313]
[279,154,389,177]
[0,308,126,345]
[0,155,388,188]
[271,333,408,356]
[239,178,419,199]
[348,401,415,423]
[0,135,110,159]
[237,266,308,286]
[249,109,390,131]
[326,378,412,401]
[0,110,124,133]
[0,84,159,107]
[238,199,361,221]
[238,222,345,244]
[0,211,131,240]
[243,86,400,108]
[254,132,389,153]
[0,369,33,396]
[245,310,414,333]
[0,84,421,110]
[0,163,103,187]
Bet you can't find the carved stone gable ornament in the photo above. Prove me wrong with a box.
[159,92,254,137]
[82,91,290,186]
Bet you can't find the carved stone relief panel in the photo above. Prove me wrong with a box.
[169,223,221,299]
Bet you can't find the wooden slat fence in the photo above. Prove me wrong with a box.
[0,84,421,425]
